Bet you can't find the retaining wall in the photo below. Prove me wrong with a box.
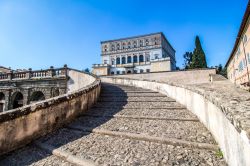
[0,73,101,156]
[105,69,217,84]
[102,77,250,166]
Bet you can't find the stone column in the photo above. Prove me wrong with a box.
[4,90,10,111]
[23,89,30,106]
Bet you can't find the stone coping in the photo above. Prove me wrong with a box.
[103,76,250,141]
[0,77,101,123]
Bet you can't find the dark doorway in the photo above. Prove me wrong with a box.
[127,70,132,74]
[0,93,5,112]
[30,91,45,103]
[12,92,24,109]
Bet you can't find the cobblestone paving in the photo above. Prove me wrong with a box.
[0,83,227,166]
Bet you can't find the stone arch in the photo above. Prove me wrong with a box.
[127,70,132,74]
[0,92,5,112]
[133,56,138,63]
[11,91,24,109]
[29,91,45,103]
[122,57,126,64]
[139,55,144,62]
[127,56,132,63]
[116,57,121,65]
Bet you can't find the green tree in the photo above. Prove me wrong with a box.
[183,52,193,69]
[190,36,207,68]
[216,64,227,78]
[84,68,90,73]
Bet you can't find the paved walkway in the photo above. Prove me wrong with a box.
[0,83,226,166]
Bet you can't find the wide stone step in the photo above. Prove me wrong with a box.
[100,93,166,97]
[98,96,175,102]
[71,116,216,144]
[93,101,183,108]
[37,128,226,166]
[86,108,197,119]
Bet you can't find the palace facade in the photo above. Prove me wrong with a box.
[226,2,250,87]
[92,32,176,76]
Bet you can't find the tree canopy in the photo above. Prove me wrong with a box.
[190,36,207,68]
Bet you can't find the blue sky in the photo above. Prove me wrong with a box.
[0,0,248,70]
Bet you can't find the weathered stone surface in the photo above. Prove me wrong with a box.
[0,83,226,165]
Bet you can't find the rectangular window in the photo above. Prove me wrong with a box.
[248,53,250,64]
[238,61,244,72]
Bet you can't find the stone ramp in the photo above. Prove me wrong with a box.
[0,83,226,166]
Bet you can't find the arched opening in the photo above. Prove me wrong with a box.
[53,89,60,97]
[122,57,126,64]
[111,72,115,75]
[127,56,132,63]
[139,55,144,62]
[116,57,120,65]
[127,70,132,74]
[12,92,24,109]
[133,56,138,63]
[111,59,115,65]
[30,91,45,103]
[0,93,5,112]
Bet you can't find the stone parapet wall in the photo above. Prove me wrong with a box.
[101,76,250,166]
[104,69,217,84]
[0,73,101,156]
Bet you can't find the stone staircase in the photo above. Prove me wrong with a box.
[0,83,226,166]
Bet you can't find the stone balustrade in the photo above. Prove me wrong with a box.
[0,66,68,81]
[101,75,250,166]
[0,70,101,156]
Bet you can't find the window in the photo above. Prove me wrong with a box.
[243,34,248,44]
[236,48,241,59]
[139,40,143,47]
[139,55,144,62]
[154,54,159,59]
[146,69,150,73]
[133,41,137,48]
[133,56,138,63]
[122,43,126,49]
[154,37,158,45]
[146,55,150,62]
[134,70,137,73]
[238,61,244,72]
[122,57,126,64]
[111,59,115,65]
[116,57,120,64]
[117,44,120,50]
[128,42,131,49]
[111,45,115,51]
[145,39,149,46]
[122,71,125,74]
[104,60,107,64]
[140,69,144,73]
[117,71,120,74]
[104,45,108,52]
[111,72,114,75]
[127,56,132,63]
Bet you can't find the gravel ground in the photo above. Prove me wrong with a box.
[38,128,226,166]
[0,145,73,166]
[0,83,227,165]
[98,96,175,102]
[86,108,197,119]
[94,101,183,108]
[72,116,215,144]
